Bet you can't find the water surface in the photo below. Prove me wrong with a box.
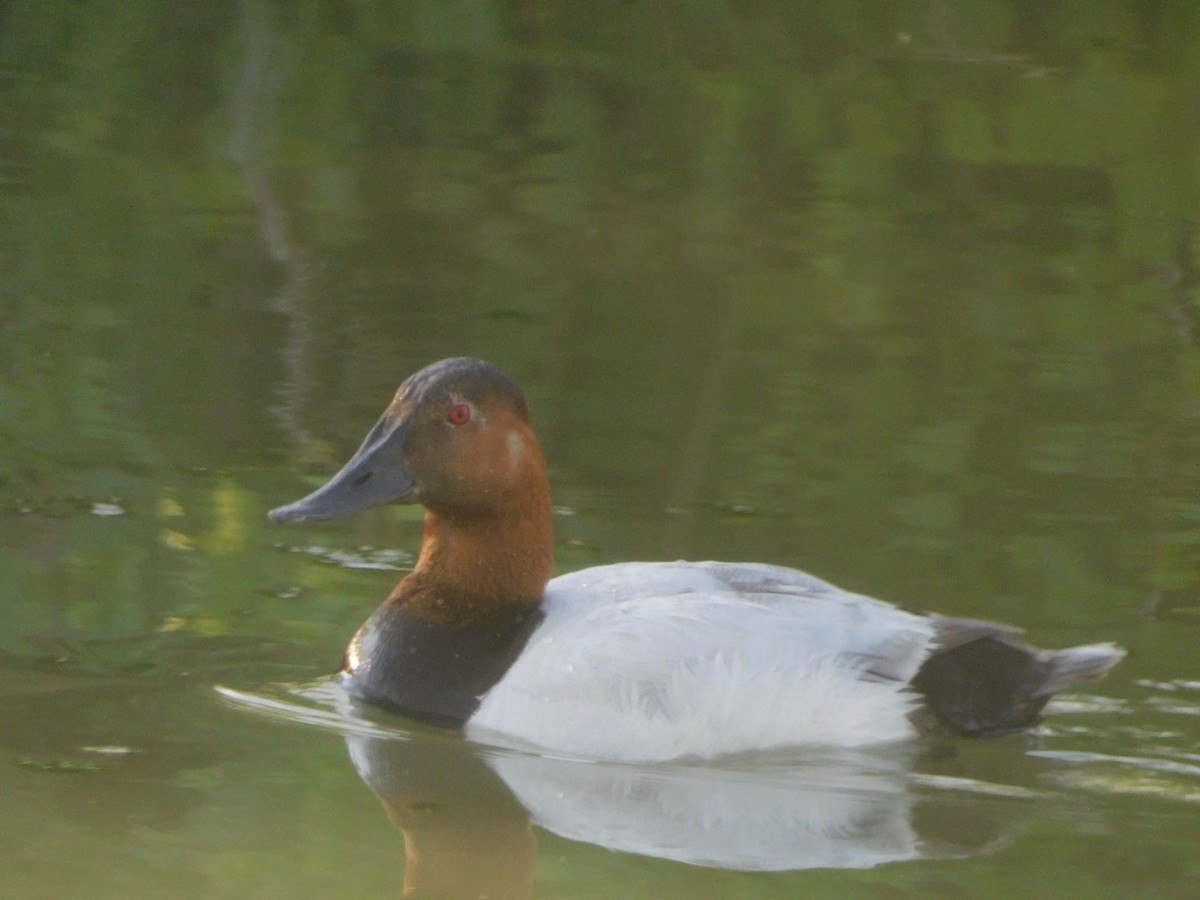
[2,2,1199,897]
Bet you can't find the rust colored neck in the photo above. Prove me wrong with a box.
[390,448,554,626]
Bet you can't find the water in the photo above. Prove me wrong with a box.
[2,2,1199,897]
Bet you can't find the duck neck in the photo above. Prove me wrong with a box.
[391,476,555,626]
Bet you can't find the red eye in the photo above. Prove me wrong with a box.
[447,403,472,426]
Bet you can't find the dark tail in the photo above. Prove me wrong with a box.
[910,616,1125,738]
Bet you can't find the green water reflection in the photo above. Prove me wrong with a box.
[2,1,1199,897]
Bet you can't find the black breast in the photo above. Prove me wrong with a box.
[343,604,544,727]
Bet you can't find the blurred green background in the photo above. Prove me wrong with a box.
[1,2,1198,897]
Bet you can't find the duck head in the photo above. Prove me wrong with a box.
[271,357,543,522]
[270,357,555,616]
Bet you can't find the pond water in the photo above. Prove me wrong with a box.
[2,2,1199,897]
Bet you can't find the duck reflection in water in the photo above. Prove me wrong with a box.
[220,682,1016,892]
[336,706,1012,894]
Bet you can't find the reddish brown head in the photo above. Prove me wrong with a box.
[270,358,555,622]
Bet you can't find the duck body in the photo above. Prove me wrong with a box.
[270,357,1124,763]
[469,561,934,759]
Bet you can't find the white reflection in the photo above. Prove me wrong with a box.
[481,746,925,871]
[220,679,1012,892]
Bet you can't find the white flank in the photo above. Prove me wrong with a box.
[468,562,936,762]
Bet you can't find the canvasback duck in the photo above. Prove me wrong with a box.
[269,357,1125,762]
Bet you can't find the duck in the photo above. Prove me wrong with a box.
[269,357,1125,762]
